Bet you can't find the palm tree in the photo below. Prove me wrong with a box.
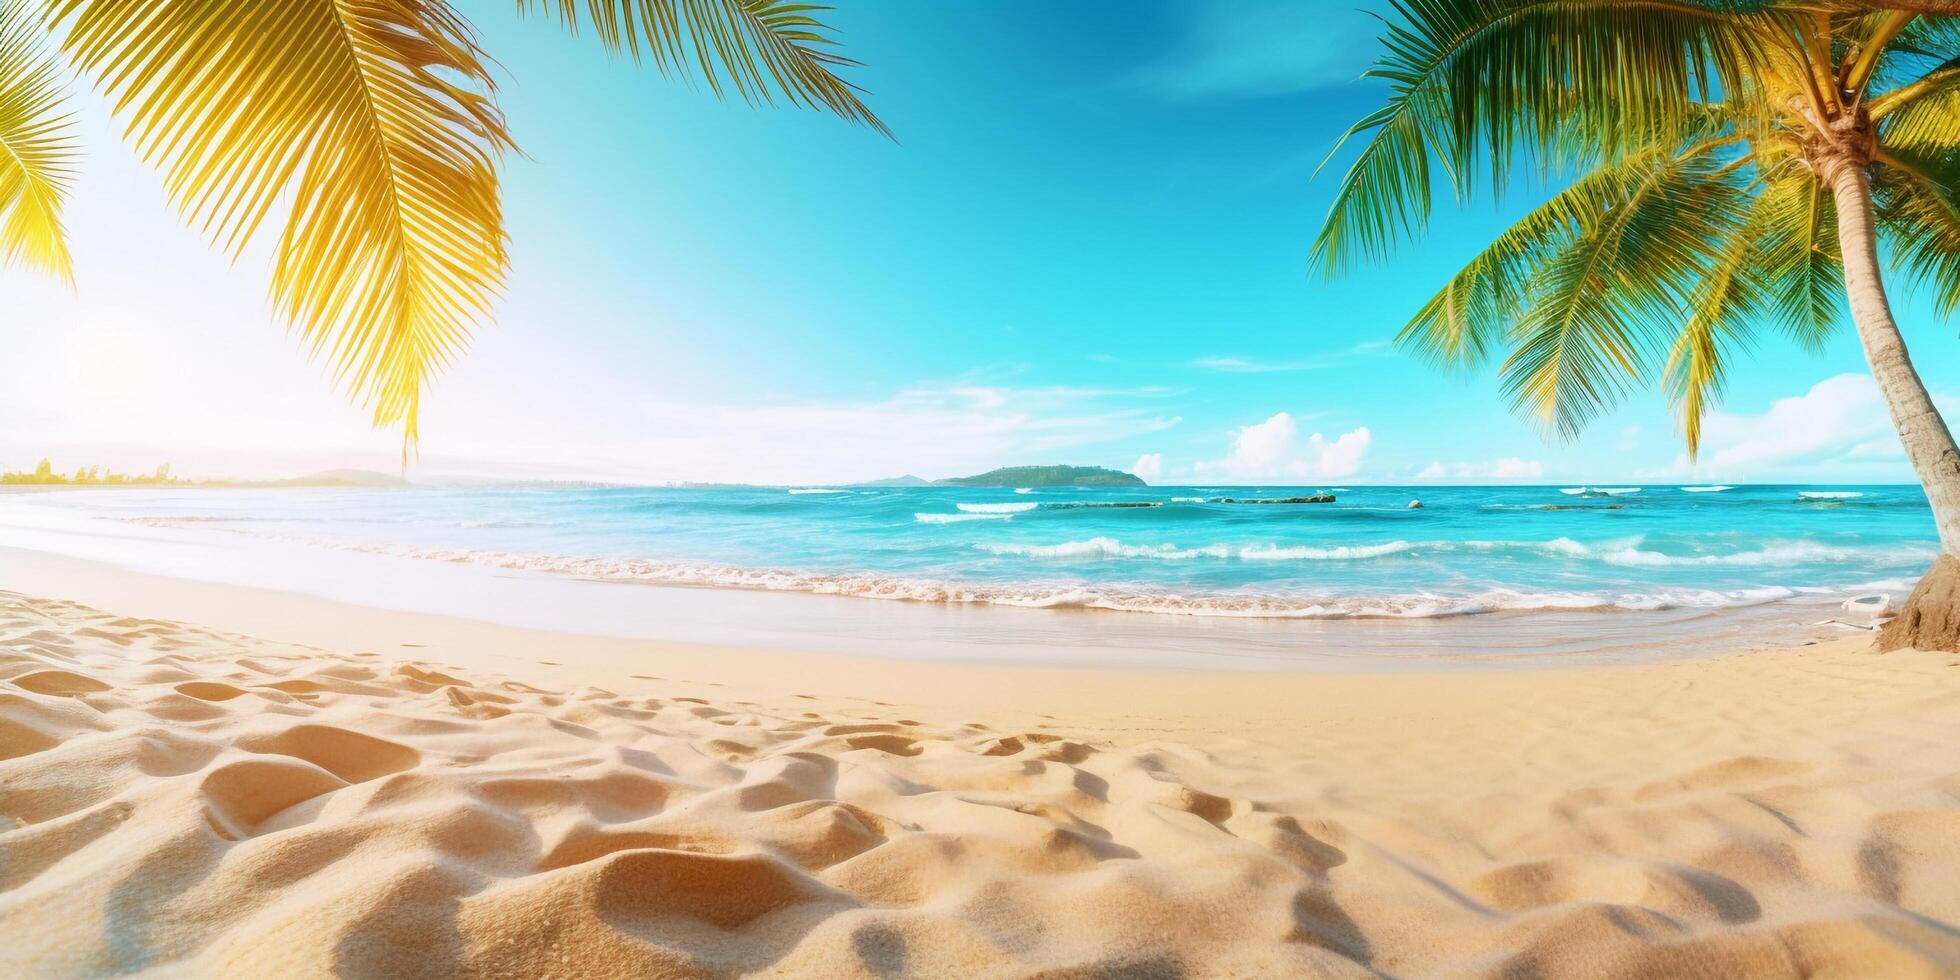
[1315,0,1960,648]
[0,0,886,457]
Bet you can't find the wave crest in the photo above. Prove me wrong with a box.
[916,512,1014,524]
[309,541,1860,619]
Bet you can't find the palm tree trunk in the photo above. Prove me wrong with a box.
[1825,162,1960,555]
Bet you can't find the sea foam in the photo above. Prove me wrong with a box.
[309,540,1859,619]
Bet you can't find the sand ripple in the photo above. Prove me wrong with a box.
[2,591,1959,977]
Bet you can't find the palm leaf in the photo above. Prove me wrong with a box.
[1750,165,1842,349]
[50,0,513,455]
[1311,0,1759,272]
[521,0,889,137]
[0,0,75,283]
[1663,201,1773,456]
[1872,144,1960,316]
[1875,68,1960,150]
[1400,146,1680,370]
[1498,148,1751,437]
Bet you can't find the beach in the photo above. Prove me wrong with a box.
[5,543,1960,977]
[11,0,1960,974]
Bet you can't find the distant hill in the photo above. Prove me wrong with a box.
[854,474,932,487]
[936,465,1146,488]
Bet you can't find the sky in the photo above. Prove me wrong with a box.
[2,0,1955,486]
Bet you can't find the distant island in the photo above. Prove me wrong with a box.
[933,465,1146,488]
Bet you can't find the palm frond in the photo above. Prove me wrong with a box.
[1311,0,1762,272]
[1867,10,1960,74]
[51,0,513,454]
[0,0,75,283]
[1497,148,1752,438]
[1750,165,1842,348]
[1400,145,1681,370]
[1875,66,1960,149]
[1865,10,1960,121]
[1662,202,1772,456]
[1872,143,1960,315]
[521,0,889,138]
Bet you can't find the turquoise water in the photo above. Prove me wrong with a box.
[31,483,1939,620]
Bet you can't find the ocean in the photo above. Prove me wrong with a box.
[18,483,1936,623]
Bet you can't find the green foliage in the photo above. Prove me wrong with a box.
[0,461,403,488]
[519,1,890,139]
[1318,0,1960,456]
[1,461,188,485]
[0,0,75,282]
[2,1,885,460]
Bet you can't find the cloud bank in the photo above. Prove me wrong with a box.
[1196,412,1371,481]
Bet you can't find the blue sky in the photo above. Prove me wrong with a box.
[1,0,1953,484]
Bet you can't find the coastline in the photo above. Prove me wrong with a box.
[5,548,1960,974]
[0,490,1880,671]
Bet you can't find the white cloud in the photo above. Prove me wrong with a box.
[1195,412,1371,481]
[1417,457,1545,482]
[1320,430,1372,477]
[1669,373,1955,481]
[1132,453,1163,483]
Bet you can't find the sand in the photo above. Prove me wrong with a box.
[4,569,1960,977]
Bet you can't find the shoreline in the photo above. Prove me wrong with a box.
[0,541,1932,771]
[0,546,1792,743]
[4,556,1960,974]
[0,493,1876,671]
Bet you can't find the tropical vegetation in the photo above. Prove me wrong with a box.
[1316,0,1960,642]
[0,0,885,457]
[0,459,184,485]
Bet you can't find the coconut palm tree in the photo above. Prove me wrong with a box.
[0,0,886,456]
[1315,0,1960,647]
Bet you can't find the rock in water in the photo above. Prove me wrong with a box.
[1407,499,1422,510]
[1211,495,1335,505]
[1878,554,1960,652]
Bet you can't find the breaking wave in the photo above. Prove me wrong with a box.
[916,512,1014,524]
[303,541,1857,619]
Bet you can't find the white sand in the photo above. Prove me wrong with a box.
[3,560,1960,977]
